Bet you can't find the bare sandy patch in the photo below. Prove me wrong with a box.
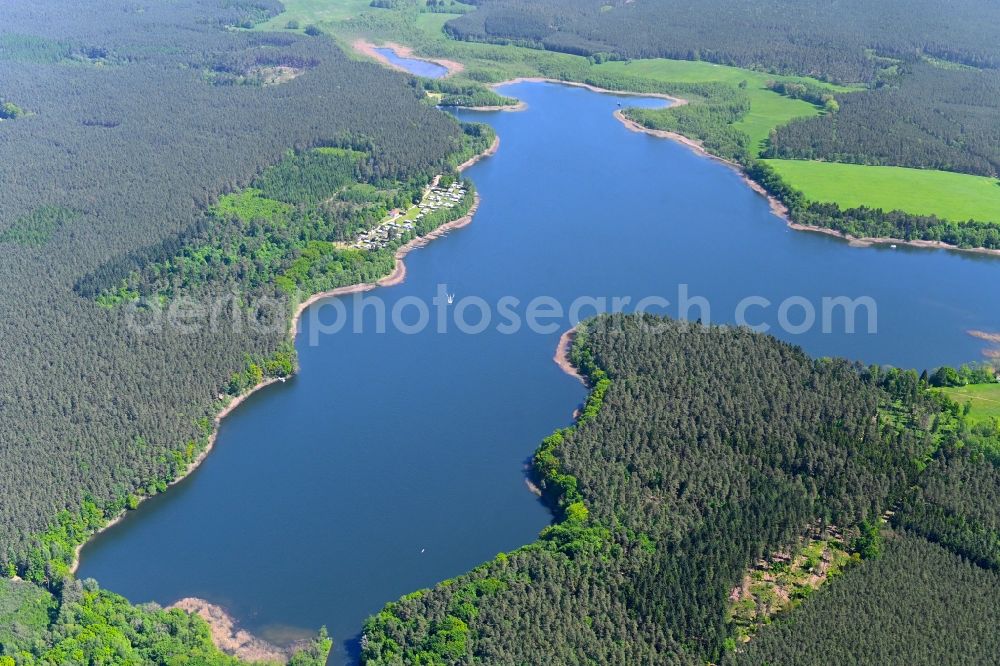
[352,39,463,77]
[969,330,1000,344]
[253,65,305,85]
[169,597,293,663]
[554,325,585,384]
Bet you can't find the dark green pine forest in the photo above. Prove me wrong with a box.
[448,0,999,84]
[361,315,1000,664]
[0,0,485,661]
[0,0,475,572]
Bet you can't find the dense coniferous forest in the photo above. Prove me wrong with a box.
[727,534,1000,665]
[892,437,1000,569]
[0,0,488,660]
[766,63,1000,177]
[361,314,1000,664]
[0,0,470,567]
[447,0,1000,84]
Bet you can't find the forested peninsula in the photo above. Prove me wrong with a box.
[361,314,1000,664]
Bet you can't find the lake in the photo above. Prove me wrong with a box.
[78,80,1000,664]
[374,47,449,79]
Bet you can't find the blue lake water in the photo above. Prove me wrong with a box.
[78,80,1000,664]
[374,47,449,79]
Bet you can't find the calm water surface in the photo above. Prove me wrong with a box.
[374,47,449,79]
[79,81,1000,663]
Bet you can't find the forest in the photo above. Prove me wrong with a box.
[76,128,490,305]
[447,0,1000,84]
[0,576,331,665]
[0,0,486,661]
[0,0,473,565]
[765,63,1000,178]
[360,314,1000,664]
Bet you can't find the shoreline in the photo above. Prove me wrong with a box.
[453,101,527,112]
[493,77,689,107]
[352,39,463,77]
[289,192,482,333]
[70,375,284,575]
[68,375,283,575]
[169,598,298,663]
[554,325,584,384]
[69,141,495,578]
[613,110,1000,258]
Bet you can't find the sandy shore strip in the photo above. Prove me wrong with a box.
[494,77,688,107]
[352,39,463,77]
[290,192,481,331]
[554,325,585,384]
[169,597,302,663]
[833,235,1000,256]
[969,330,1000,344]
[70,140,496,576]
[614,110,1000,257]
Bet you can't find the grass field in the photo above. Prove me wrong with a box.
[938,383,1000,423]
[592,60,855,150]
[764,159,1000,223]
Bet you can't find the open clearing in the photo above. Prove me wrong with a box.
[764,159,1000,223]
[939,383,1000,423]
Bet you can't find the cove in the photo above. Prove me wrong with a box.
[373,47,449,79]
[78,81,1000,664]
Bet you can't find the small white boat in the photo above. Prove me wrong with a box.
[890,244,897,249]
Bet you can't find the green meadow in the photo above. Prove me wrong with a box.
[764,159,1000,223]
[593,59,854,150]
[939,383,1000,423]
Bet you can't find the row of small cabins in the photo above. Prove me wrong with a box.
[351,181,467,250]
